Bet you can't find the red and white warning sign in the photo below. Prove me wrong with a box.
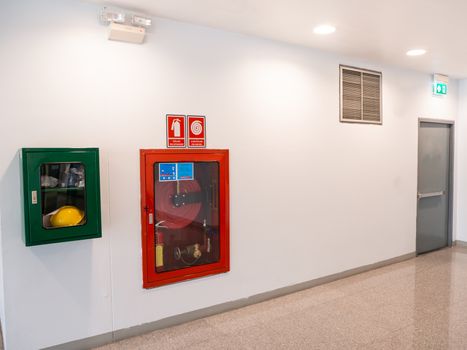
[166,114,186,148]
[187,115,206,148]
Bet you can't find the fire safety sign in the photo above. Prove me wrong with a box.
[187,115,206,148]
[166,115,186,148]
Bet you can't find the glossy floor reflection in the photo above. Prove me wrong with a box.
[95,246,467,349]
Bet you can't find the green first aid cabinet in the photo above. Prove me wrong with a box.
[21,148,102,246]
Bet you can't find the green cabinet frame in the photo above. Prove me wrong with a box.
[21,148,102,246]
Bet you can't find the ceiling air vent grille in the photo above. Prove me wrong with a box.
[340,65,382,124]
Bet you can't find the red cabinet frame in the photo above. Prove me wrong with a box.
[140,149,230,288]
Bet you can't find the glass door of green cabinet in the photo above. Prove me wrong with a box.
[21,148,102,246]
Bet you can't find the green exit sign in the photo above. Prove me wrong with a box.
[433,82,448,95]
[432,74,449,96]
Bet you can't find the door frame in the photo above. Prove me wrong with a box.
[416,118,455,253]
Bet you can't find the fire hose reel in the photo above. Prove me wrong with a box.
[141,149,230,289]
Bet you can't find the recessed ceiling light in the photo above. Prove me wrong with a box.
[406,49,427,56]
[313,25,336,35]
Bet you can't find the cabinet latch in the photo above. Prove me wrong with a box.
[31,191,38,205]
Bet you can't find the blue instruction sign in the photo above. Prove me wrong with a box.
[159,163,194,182]
[159,163,176,182]
[177,163,194,181]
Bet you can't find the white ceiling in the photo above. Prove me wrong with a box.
[90,0,467,78]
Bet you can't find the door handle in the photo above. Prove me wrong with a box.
[418,191,444,199]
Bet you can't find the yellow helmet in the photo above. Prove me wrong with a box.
[50,206,84,228]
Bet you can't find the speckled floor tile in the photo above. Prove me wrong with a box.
[94,320,223,350]
[204,284,345,334]
[92,246,467,350]
[365,303,467,350]
[229,321,361,350]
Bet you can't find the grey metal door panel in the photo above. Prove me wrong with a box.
[417,122,451,254]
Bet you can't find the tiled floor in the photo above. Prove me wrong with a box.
[95,246,467,349]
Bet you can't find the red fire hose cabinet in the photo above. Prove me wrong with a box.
[140,149,230,288]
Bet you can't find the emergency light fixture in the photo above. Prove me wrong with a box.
[100,10,125,24]
[132,15,152,28]
[100,7,152,44]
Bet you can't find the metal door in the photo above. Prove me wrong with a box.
[417,121,453,254]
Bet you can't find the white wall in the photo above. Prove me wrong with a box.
[0,0,460,348]
[456,79,467,241]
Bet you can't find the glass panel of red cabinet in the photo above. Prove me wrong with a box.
[140,150,229,288]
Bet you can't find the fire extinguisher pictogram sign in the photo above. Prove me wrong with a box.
[187,115,206,148]
[166,115,186,148]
